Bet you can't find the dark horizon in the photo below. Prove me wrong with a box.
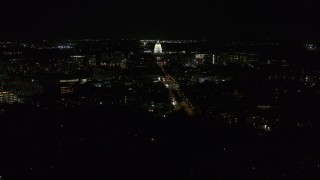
[1,0,320,41]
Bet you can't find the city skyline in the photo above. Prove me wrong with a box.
[1,1,320,179]
[1,36,320,180]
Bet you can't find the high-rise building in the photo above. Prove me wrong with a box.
[59,79,79,94]
[0,92,22,104]
[212,54,215,64]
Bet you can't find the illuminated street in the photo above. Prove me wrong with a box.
[157,60,195,116]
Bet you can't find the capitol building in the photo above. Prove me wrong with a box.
[154,41,163,54]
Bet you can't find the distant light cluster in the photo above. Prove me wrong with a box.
[141,39,200,44]
[306,44,317,51]
[57,45,73,49]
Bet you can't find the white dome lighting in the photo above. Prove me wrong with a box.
[154,41,163,54]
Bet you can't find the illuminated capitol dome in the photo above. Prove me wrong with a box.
[154,41,163,54]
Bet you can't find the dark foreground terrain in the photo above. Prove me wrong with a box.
[1,104,320,180]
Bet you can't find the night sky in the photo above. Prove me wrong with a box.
[0,0,319,40]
